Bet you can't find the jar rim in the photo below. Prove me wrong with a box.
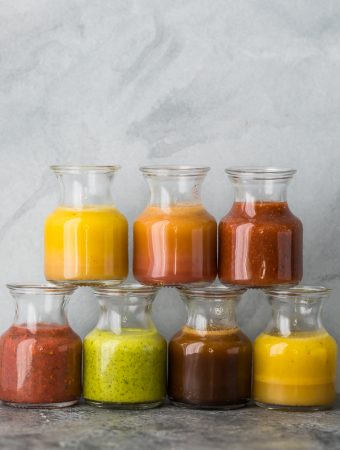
[225,166,296,180]
[50,165,121,174]
[92,283,159,296]
[179,284,246,299]
[140,165,210,177]
[266,285,331,298]
[6,283,77,295]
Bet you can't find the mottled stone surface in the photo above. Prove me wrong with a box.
[0,399,339,450]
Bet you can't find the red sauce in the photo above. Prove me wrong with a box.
[0,323,82,405]
[218,201,303,287]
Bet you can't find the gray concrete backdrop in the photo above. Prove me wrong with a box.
[0,1,340,385]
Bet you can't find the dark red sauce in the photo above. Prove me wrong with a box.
[218,201,303,287]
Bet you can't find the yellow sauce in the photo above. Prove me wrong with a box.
[44,206,128,282]
[253,331,337,407]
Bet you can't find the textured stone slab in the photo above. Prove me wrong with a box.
[0,398,339,450]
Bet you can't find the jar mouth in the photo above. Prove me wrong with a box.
[226,166,296,180]
[6,283,77,295]
[140,165,210,177]
[92,283,159,297]
[179,284,246,299]
[266,285,331,299]
[50,165,121,174]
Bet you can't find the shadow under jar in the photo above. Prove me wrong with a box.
[83,284,167,409]
[44,165,128,285]
[253,286,337,411]
[133,166,217,286]
[168,285,252,409]
[0,284,82,408]
[218,167,303,288]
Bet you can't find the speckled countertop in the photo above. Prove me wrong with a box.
[0,399,339,450]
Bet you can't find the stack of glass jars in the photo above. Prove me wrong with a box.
[133,165,252,410]
[0,165,131,409]
[0,163,336,412]
[218,167,336,411]
[131,165,337,411]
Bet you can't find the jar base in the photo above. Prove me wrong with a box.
[2,399,79,409]
[47,279,124,287]
[170,400,249,410]
[137,280,215,288]
[219,281,300,289]
[254,401,333,411]
[84,399,164,410]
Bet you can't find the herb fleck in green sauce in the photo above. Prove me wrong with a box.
[83,328,166,404]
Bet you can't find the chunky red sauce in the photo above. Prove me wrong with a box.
[218,202,303,287]
[0,323,82,405]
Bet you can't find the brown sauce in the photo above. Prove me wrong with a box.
[168,326,252,408]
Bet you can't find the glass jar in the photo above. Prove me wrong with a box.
[0,284,82,408]
[168,285,252,409]
[218,167,303,287]
[83,284,167,409]
[253,286,337,410]
[45,165,128,285]
[133,166,217,286]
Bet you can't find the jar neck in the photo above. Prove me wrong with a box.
[96,296,155,333]
[267,298,324,335]
[230,178,290,203]
[144,174,206,208]
[11,293,69,327]
[53,170,116,208]
[185,298,238,331]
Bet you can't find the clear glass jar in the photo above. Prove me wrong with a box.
[219,167,303,287]
[0,284,82,408]
[133,166,217,286]
[254,286,337,410]
[44,165,128,285]
[83,284,167,409]
[168,285,252,409]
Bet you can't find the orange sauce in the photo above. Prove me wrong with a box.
[133,205,217,286]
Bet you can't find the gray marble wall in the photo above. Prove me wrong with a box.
[1,1,340,386]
